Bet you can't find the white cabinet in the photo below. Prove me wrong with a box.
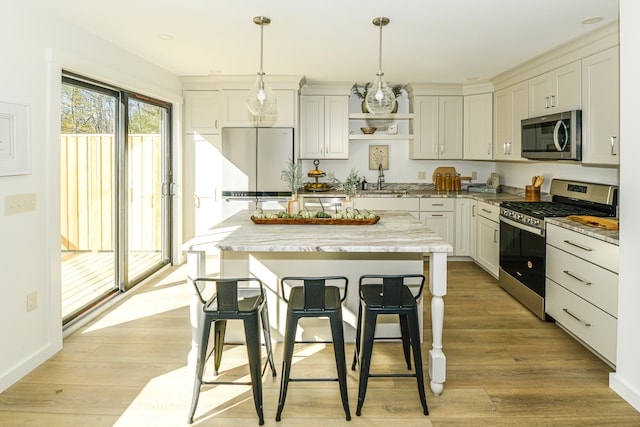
[419,199,454,249]
[220,89,296,128]
[454,198,472,256]
[182,134,223,242]
[463,93,493,160]
[475,200,499,278]
[300,95,349,159]
[581,46,619,165]
[184,90,220,134]
[410,96,463,159]
[493,81,528,161]
[353,197,420,219]
[545,223,618,365]
[528,61,581,117]
[469,199,478,259]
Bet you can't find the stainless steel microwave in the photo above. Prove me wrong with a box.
[521,110,581,160]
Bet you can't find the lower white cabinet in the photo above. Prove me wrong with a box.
[545,223,618,365]
[474,200,500,277]
[419,199,454,249]
[454,198,472,256]
[353,197,419,219]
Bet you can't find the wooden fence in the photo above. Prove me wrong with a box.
[61,134,162,252]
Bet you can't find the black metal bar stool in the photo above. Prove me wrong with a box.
[351,274,428,416]
[187,277,277,425]
[275,276,351,422]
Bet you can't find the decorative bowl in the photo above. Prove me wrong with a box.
[360,127,377,134]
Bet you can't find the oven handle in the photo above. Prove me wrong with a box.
[500,216,545,237]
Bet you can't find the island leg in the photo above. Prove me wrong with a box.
[428,251,447,396]
[187,249,206,384]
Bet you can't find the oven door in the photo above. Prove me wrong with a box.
[499,216,546,297]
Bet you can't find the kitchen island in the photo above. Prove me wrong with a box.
[183,210,453,395]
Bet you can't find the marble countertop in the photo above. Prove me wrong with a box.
[300,184,547,206]
[184,210,453,254]
[545,217,619,245]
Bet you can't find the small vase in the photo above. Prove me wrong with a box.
[287,195,300,215]
[361,100,369,113]
[341,196,354,213]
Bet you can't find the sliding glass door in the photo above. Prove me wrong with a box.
[61,74,172,324]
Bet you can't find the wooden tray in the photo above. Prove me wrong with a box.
[251,215,380,225]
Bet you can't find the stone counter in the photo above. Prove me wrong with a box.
[545,217,619,245]
[212,210,453,253]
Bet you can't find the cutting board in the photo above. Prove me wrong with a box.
[431,166,472,182]
[432,166,457,182]
[566,215,619,230]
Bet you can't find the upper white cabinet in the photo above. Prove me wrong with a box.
[463,93,493,160]
[220,89,296,128]
[299,95,349,159]
[184,90,220,134]
[494,81,528,161]
[411,96,463,159]
[528,61,581,117]
[581,46,619,165]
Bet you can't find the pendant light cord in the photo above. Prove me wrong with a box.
[377,16,384,78]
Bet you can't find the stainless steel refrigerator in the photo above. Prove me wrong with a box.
[221,127,294,211]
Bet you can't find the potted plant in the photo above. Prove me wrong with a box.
[351,83,405,113]
[329,168,359,211]
[281,159,303,214]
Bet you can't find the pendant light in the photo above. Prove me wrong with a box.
[365,17,396,115]
[247,16,277,117]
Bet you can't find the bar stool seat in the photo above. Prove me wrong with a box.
[187,277,277,425]
[276,276,351,422]
[352,274,429,416]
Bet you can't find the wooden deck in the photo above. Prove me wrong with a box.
[2,261,638,425]
[61,251,162,321]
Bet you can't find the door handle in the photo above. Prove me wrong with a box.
[563,239,593,252]
[494,229,498,243]
[610,136,617,155]
[563,308,591,327]
[563,270,592,286]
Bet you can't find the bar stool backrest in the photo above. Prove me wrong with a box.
[189,277,263,313]
[280,276,349,311]
[359,274,426,307]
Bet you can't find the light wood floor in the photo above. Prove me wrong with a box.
[1,261,639,426]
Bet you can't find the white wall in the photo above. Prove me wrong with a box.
[0,4,181,392]
[495,161,619,194]
[610,0,640,412]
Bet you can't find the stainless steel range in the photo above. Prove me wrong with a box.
[498,179,618,320]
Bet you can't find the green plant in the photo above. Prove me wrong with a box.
[329,168,359,198]
[281,159,303,195]
[351,82,405,99]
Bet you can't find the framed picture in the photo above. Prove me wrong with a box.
[369,145,389,170]
[0,100,31,176]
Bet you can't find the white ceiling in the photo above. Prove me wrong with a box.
[39,0,619,85]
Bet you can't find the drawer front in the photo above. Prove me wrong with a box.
[546,279,617,364]
[420,198,454,211]
[353,197,419,212]
[477,200,499,222]
[546,223,618,273]
[546,245,618,316]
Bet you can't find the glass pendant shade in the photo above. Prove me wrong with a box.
[247,16,276,117]
[247,74,277,116]
[365,78,395,115]
[365,17,395,115]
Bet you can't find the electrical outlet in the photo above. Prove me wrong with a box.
[417,171,427,180]
[27,291,37,312]
[471,171,478,180]
[5,193,36,215]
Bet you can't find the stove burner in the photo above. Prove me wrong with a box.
[500,201,614,230]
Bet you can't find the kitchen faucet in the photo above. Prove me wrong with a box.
[377,163,385,190]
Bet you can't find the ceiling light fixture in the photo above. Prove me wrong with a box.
[365,17,395,115]
[247,16,277,117]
